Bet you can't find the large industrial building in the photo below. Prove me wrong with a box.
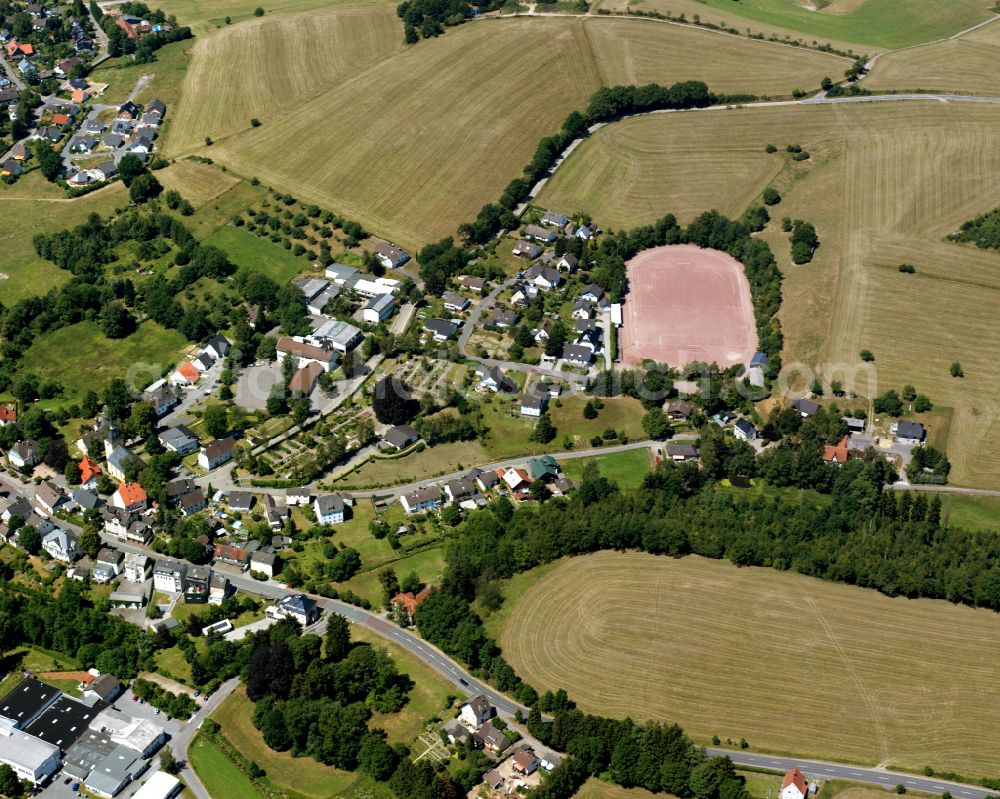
[0,676,167,793]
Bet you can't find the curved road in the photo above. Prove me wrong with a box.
[222,574,999,799]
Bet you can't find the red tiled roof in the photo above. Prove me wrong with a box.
[80,456,102,484]
[0,405,15,423]
[116,481,147,506]
[392,586,435,617]
[176,361,199,383]
[822,436,850,463]
[783,769,807,796]
[51,113,70,126]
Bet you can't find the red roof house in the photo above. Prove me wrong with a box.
[112,482,148,512]
[79,456,102,487]
[0,405,16,426]
[780,769,808,799]
[822,436,850,464]
[391,586,434,621]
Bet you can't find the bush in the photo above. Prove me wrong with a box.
[765,144,777,153]
[860,349,875,362]
[898,263,916,274]
[250,117,261,127]
[762,187,781,206]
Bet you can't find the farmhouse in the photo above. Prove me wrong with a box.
[781,769,808,799]
[391,585,433,622]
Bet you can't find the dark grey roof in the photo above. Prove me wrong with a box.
[735,418,757,436]
[896,421,925,440]
[314,494,344,515]
[385,425,419,449]
[0,678,60,727]
[25,694,107,749]
[422,318,458,338]
[792,398,820,416]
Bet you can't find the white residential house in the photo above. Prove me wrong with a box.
[734,418,757,442]
[314,494,347,525]
[267,593,319,626]
[123,552,150,583]
[285,487,312,506]
[362,293,394,324]
[460,695,495,727]
[42,528,78,562]
[250,551,276,578]
[198,438,236,471]
[781,770,808,799]
[152,559,186,593]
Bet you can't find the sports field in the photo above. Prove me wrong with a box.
[501,551,1000,777]
[537,101,1000,488]
[592,0,996,50]
[866,19,1000,96]
[167,15,845,250]
[620,245,757,368]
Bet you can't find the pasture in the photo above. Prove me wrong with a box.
[0,181,127,305]
[169,15,845,250]
[866,19,1000,96]
[592,0,996,50]
[501,551,1000,777]
[13,321,188,402]
[538,101,1000,488]
[205,225,313,283]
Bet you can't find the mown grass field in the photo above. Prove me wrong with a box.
[593,0,995,50]
[149,0,392,34]
[540,102,1000,488]
[13,321,188,402]
[205,225,313,283]
[560,447,651,489]
[501,551,1000,777]
[90,39,192,107]
[0,180,127,305]
[866,19,1000,96]
[169,15,844,250]
[189,732,264,799]
[212,687,358,799]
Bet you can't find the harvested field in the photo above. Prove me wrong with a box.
[620,245,757,368]
[593,0,996,50]
[170,15,845,250]
[866,19,1000,96]
[502,551,1000,777]
[156,159,241,208]
[539,101,1000,488]
[166,5,404,153]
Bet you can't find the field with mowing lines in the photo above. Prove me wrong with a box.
[867,19,1000,96]
[593,0,995,50]
[166,5,403,153]
[157,159,242,207]
[149,0,392,34]
[0,181,127,305]
[502,551,1000,777]
[173,15,844,250]
[540,101,1000,488]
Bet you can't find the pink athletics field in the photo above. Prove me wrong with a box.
[619,244,757,369]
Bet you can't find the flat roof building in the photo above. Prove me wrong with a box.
[130,771,181,799]
[0,678,61,729]
[84,743,146,798]
[25,694,107,750]
[0,721,62,784]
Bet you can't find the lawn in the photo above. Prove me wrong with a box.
[541,101,1000,488]
[0,179,127,305]
[867,19,1000,96]
[205,225,314,284]
[212,686,358,799]
[561,447,651,490]
[188,732,264,799]
[595,0,995,50]
[89,38,192,107]
[350,625,454,743]
[154,645,194,684]
[168,14,843,251]
[502,551,1000,778]
[339,546,447,607]
[0,646,81,698]
[13,320,188,402]
[939,494,1000,535]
